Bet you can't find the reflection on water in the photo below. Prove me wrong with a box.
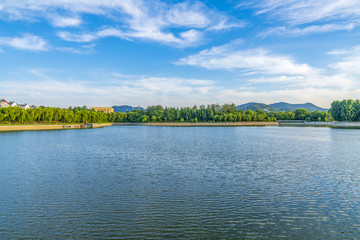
[1,126,360,239]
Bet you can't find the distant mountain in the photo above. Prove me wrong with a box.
[236,102,327,112]
[236,102,278,112]
[269,102,328,112]
[112,105,145,113]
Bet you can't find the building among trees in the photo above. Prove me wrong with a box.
[0,99,37,109]
[8,101,17,107]
[0,99,9,108]
[18,104,30,110]
[91,107,114,113]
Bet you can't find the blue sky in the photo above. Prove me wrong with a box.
[0,0,359,108]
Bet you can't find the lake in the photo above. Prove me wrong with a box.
[1,126,360,239]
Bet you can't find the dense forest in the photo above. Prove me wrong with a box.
[109,104,330,123]
[0,106,108,124]
[329,99,360,121]
[0,103,331,124]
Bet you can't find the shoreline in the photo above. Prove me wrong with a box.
[2,121,360,132]
[279,121,360,128]
[0,123,112,132]
[111,122,279,127]
[0,122,278,132]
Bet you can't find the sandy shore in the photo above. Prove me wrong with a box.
[111,122,279,127]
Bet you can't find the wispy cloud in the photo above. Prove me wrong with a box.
[50,15,82,27]
[2,73,355,108]
[0,34,48,51]
[248,73,354,91]
[176,41,319,76]
[0,74,218,107]
[175,40,360,106]
[0,33,98,53]
[243,0,360,37]
[57,26,204,47]
[0,0,243,47]
[259,23,355,37]
[55,46,94,54]
[57,27,132,42]
[328,45,360,75]
[57,31,101,43]
[248,0,360,25]
[27,68,51,79]
[3,66,359,108]
[215,87,360,108]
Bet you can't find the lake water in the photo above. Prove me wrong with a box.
[1,126,360,239]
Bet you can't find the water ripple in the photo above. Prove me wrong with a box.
[1,127,360,239]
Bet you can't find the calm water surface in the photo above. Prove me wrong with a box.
[1,126,360,239]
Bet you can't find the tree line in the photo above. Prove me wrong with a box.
[329,99,360,121]
[0,103,334,124]
[0,106,108,124]
[110,104,331,123]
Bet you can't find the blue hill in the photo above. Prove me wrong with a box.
[112,105,145,113]
[237,102,327,112]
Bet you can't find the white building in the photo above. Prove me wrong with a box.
[0,99,9,108]
[8,101,18,107]
[1,99,37,109]
[18,104,30,110]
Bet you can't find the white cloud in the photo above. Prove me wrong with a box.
[50,15,82,27]
[58,26,203,47]
[207,18,246,31]
[248,73,355,90]
[176,41,319,76]
[177,29,202,46]
[242,0,360,37]
[0,75,336,108]
[28,68,50,79]
[0,0,242,47]
[175,41,360,106]
[56,47,91,54]
[56,43,96,54]
[57,31,98,42]
[0,33,95,53]
[3,76,355,108]
[216,87,360,108]
[165,2,210,28]
[3,66,359,108]
[0,34,48,51]
[0,70,219,107]
[328,45,360,75]
[57,27,129,42]
[249,0,360,25]
[260,23,355,37]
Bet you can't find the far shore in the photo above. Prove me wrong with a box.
[112,122,279,127]
[0,122,278,132]
[2,121,360,132]
[0,123,112,132]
